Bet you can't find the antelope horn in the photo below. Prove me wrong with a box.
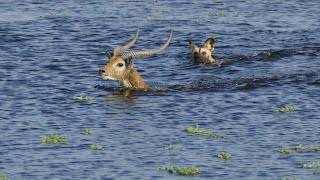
[113,28,139,56]
[121,30,172,60]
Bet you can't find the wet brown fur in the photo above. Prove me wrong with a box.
[99,30,172,89]
[189,37,216,64]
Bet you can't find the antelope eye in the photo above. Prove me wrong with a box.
[117,63,124,67]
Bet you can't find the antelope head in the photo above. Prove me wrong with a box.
[99,29,173,89]
[189,37,216,64]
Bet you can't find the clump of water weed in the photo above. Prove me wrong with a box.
[0,176,10,180]
[147,17,157,21]
[194,20,203,25]
[292,144,319,152]
[51,8,61,11]
[90,145,104,150]
[184,125,225,139]
[273,106,298,112]
[164,144,181,150]
[281,177,300,180]
[301,162,320,169]
[217,152,232,160]
[278,148,291,155]
[74,96,94,101]
[157,165,200,176]
[81,129,95,135]
[314,170,320,175]
[41,134,67,144]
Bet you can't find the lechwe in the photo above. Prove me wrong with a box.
[99,29,172,89]
[189,37,217,64]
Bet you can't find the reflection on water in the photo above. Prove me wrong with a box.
[100,90,140,106]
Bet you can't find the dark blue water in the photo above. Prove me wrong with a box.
[1,0,320,179]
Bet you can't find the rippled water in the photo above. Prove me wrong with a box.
[1,0,320,179]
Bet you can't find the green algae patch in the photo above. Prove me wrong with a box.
[41,134,67,144]
[90,145,104,150]
[184,125,226,139]
[217,152,232,160]
[81,129,95,135]
[158,165,200,176]
[273,106,298,112]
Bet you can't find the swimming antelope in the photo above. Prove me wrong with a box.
[189,37,216,64]
[99,29,172,89]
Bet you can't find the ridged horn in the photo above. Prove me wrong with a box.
[121,30,172,60]
[113,28,139,56]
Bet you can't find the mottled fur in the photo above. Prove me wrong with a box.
[189,37,216,64]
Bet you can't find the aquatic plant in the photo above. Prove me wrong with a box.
[90,145,104,150]
[51,8,61,11]
[219,11,227,17]
[281,177,300,180]
[147,17,157,21]
[41,134,66,144]
[157,165,200,176]
[81,129,95,135]
[164,144,181,150]
[233,12,238,17]
[184,125,225,139]
[314,170,320,175]
[73,96,94,101]
[209,11,218,16]
[194,20,203,25]
[292,144,306,151]
[292,144,319,152]
[301,162,320,169]
[278,148,291,155]
[217,152,232,160]
[273,106,298,112]
[0,176,10,180]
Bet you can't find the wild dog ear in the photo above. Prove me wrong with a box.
[203,37,216,51]
[125,56,133,68]
[188,40,198,50]
[106,51,114,59]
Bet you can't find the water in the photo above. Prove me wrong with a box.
[1,0,320,179]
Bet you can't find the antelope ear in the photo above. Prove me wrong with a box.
[125,56,133,68]
[106,51,114,59]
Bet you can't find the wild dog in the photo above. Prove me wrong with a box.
[189,37,216,64]
[99,29,172,89]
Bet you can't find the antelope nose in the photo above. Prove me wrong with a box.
[99,69,105,75]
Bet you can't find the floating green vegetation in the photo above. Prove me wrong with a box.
[292,144,319,152]
[208,11,218,16]
[314,170,320,175]
[219,11,227,17]
[278,148,291,155]
[164,144,181,150]
[81,129,95,135]
[158,165,200,176]
[74,96,94,101]
[62,13,70,17]
[51,8,61,11]
[273,106,298,112]
[301,162,320,169]
[90,145,104,150]
[184,125,226,139]
[194,20,203,25]
[0,176,10,180]
[147,17,157,21]
[217,152,232,160]
[292,144,306,151]
[281,177,300,180]
[41,134,67,144]
[232,12,238,17]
